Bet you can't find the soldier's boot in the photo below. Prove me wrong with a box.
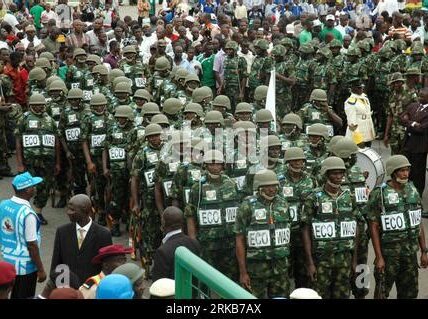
[111,222,121,237]
[37,213,48,225]
[97,212,107,226]
[55,195,67,208]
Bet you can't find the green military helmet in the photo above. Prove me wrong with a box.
[405,67,422,76]
[39,51,55,62]
[385,155,411,176]
[87,54,102,65]
[67,88,83,99]
[327,135,344,153]
[93,64,109,76]
[267,135,282,147]
[134,89,152,101]
[29,67,47,81]
[35,57,51,69]
[174,68,188,82]
[256,39,269,50]
[204,110,224,125]
[299,43,315,54]
[346,46,361,57]
[122,45,137,55]
[284,147,306,162]
[144,123,163,137]
[320,156,346,175]
[46,75,62,88]
[253,169,279,190]
[142,102,161,115]
[163,98,183,115]
[394,39,407,51]
[49,79,68,93]
[192,86,212,103]
[316,46,332,59]
[114,81,132,94]
[90,93,108,106]
[73,48,87,59]
[183,102,204,117]
[113,76,133,91]
[254,85,268,102]
[379,46,393,59]
[203,149,224,163]
[225,40,239,51]
[151,113,170,125]
[233,120,256,133]
[115,105,134,120]
[155,56,170,71]
[328,39,342,48]
[271,44,286,56]
[357,39,371,53]
[411,45,425,56]
[281,113,303,129]
[307,123,329,139]
[255,109,273,123]
[212,95,231,110]
[279,37,294,48]
[185,73,200,85]
[331,137,359,158]
[235,102,253,114]
[109,68,125,83]
[29,93,46,105]
[388,72,405,85]
[309,88,328,102]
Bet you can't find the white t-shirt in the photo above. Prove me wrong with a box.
[3,13,19,32]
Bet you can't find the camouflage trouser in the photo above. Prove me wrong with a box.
[201,247,238,282]
[389,133,405,155]
[371,90,388,135]
[375,253,418,299]
[88,156,106,212]
[224,86,240,115]
[26,158,55,209]
[313,251,352,299]
[276,92,292,120]
[290,242,308,288]
[351,221,369,298]
[140,194,162,269]
[55,148,69,196]
[69,151,87,195]
[109,169,130,221]
[246,258,290,298]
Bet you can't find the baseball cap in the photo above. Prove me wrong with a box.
[12,172,43,191]
[326,14,335,21]
[112,263,145,284]
[285,23,295,35]
[185,16,195,23]
[313,19,322,27]
[290,288,322,299]
[149,278,175,298]
[0,261,16,285]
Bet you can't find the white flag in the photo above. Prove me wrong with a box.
[265,68,277,131]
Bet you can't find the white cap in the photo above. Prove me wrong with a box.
[290,288,322,299]
[326,14,336,21]
[286,23,295,34]
[313,19,322,27]
[185,16,195,23]
[149,278,175,298]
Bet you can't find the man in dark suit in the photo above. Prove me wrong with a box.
[50,194,112,285]
[152,207,200,281]
[400,87,428,196]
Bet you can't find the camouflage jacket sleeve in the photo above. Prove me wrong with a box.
[300,190,315,225]
[14,114,25,137]
[80,115,91,140]
[234,199,252,235]
[169,165,185,200]
[184,182,200,219]
[130,150,144,177]
[239,56,248,78]
[153,160,167,184]
[366,187,382,223]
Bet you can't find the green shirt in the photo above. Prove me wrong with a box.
[319,27,343,43]
[30,5,44,29]
[196,54,215,88]
[299,30,313,45]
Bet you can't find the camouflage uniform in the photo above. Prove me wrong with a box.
[313,50,337,100]
[119,59,151,94]
[298,103,335,137]
[169,161,203,208]
[248,40,273,99]
[293,44,317,111]
[304,143,328,177]
[223,45,247,112]
[66,65,95,103]
[272,45,295,118]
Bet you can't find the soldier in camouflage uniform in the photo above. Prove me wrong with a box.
[329,40,345,113]
[174,68,190,106]
[15,94,61,224]
[181,74,200,106]
[130,123,164,278]
[358,39,377,100]
[235,169,292,298]
[255,109,275,143]
[182,102,204,133]
[293,43,317,111]
[196,110,226,152]
[192,86,213,111]
[384,72,418,155]
[278,113,307,156]
[234,102,254,122]
[92,65,115,107]
[221,40,247,113]
[162,98,183,129]
[252,85,268,112]
[298,89,343,137]
[313,47,337,103]
[103,105,137,237]
[66,48,94,104]
[35,57,55,78]
[301,156,360,299]
[111,82,136,114]
[406,44,428,90]
[404,67,421,99]
[119,45,151,94]
[211,95,235,126]
[28,67,48,96]
[148,39,173,74]
[330,138,369,299]
[185,150,240,280]
[133,89,153,127]
[82,93,111,225]
[282,147,316,288]
[271,44,295,119]
[86,54,101,73]
[389,40,408,74]
[150,56,176,106]
[280,37,299,66]
[248,39,273,100]
[368,155,428,299]
[304,123,330,176]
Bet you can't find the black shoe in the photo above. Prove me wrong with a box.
[55,196,67,208]
[111,224,121,237]
[37,214,48,225]
[98,214,107,226]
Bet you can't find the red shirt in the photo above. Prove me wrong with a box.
[3,64,27,106]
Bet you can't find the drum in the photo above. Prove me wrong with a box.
[356,148,385,190]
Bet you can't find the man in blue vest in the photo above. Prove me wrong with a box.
[0,172,47,299]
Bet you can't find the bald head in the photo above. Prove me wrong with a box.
[67,194,92,225]
[162,207,183,232]
[70,194,92,212]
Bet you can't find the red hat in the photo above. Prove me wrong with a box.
[0,261,16,285]
[91,244,132,265]
[49,288,84,299]
[6,35,17,44]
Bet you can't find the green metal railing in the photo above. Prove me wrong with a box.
[174,247,256,299]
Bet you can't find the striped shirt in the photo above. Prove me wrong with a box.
[388,25,412,40]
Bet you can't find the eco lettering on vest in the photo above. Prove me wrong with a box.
[234,176,246,190]
[225,207,238,223]
[354,187,368,203]
[169,162,179,172]
[135,77,146,87]
[248,230,271,248]
[23,135,40,147]
[381,213,406,231]
[163,181,173,197]
[340,221,357,238]
[91,134,106,148]
[312,222,336,239]
[199,209,222,226]
[83,90,93,101]
[144,169,155,187]
[65,127,81,141]
[275,228,290,246]
[109,147,126,160]
[409,209,421,228]
[42,134,55,147]
[289,205,298,222]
